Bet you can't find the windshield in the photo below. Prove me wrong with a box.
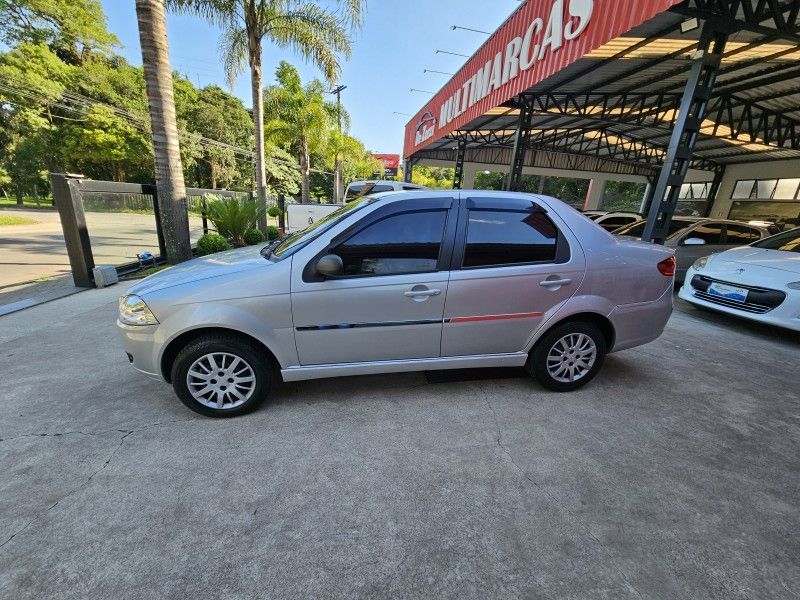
[613,219,694,238]
[750,227,800,252]
[268,197,378,259]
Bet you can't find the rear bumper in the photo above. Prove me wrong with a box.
[608,284,673,352]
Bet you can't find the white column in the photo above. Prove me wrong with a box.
[461,163,478,189]
[583,176,607,210]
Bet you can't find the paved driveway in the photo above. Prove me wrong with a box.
[1,290,798,599]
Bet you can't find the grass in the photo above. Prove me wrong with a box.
[0,214,38,226]
[121,264,170,280]
[0,197,56,210]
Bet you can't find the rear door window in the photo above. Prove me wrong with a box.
[725,224,761,244]
[463,209,558,268]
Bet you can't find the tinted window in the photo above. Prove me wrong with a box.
[369,185,394,193]
[335,209,447,276]
[463,209,558,268]
[684,223,723,244]
[751,228,800,252]
[402,185,419,191]
[616,219,693,238]
[725,224,761,245]
[598,216,637,230]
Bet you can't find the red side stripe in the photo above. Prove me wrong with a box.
[450,311,544,324]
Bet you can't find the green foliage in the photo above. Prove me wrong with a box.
[600,181,647,212]
[328,131,381,183]
[412,166,455,189]
[267,205,282,218]
[474,171,505,190]
[264,144,301,197]
[266,225,280,241]
[243,228,265,245]
[0,213,37,225]
[196,232,232,255]
[205,194,263,247]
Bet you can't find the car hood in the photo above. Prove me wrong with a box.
[129,245,269,296]
[715,246,800,275]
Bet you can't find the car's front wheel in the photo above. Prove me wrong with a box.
[527,321,606,392]
[171,334,271,417]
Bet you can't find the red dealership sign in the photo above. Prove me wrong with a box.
[372,153,400,176]
[403,0,682,157]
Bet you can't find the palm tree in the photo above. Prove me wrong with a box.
[263,61,335,203]
[135,0,193,263]
[170,0,364,227]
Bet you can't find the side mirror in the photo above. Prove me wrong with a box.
[315,254,344,277]
[683,237,706,246]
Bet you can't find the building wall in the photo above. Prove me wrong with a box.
[708,159,800,219]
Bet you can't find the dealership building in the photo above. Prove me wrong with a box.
[403,0,800,238]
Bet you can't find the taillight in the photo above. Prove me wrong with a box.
[657,256,676,277]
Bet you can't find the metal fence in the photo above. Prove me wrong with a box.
[49,173,273,287]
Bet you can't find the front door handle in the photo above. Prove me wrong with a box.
[539,278,572,287]
[404,288,441,298]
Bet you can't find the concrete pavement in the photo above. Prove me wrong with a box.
[0,290,798,599]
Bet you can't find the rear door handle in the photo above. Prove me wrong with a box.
[539,278,572,287]
[404,288,441,297]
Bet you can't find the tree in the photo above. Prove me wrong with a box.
[170,0,364,226]
[327,131,381,186]
[135,0,192,263]
[264,61,334,202]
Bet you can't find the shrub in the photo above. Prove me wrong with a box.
[267,205,282,218]
[243,228,265,245]
[197,233,232,256]
[266,225,280,241]
[205,194,263,247]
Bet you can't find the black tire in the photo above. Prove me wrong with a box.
[527,321,606,392]
[171,334,271,417]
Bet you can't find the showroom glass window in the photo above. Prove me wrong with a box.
[463,208,558,267]
[334,209,447,276]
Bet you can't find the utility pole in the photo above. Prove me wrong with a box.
[330,84,347,203]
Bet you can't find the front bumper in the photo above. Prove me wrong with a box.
[116,319,163,379]
[678,268,800,332]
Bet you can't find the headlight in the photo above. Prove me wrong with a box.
[788,282,800,290]
[118,294,158,326]
[692,256,709,271]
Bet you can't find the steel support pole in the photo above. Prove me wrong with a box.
[505,103,534,191]
[642,18,730,243]
[403,157,415,183]
[452,141,467,189]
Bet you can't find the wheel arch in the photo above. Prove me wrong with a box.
[531,312,616,353]
[160,327,282,383]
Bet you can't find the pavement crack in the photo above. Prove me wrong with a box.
[477,382,645,600]
[0,418,196,444]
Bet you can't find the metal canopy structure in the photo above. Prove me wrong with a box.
[404,0,800,240]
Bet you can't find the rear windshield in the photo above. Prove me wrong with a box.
[750,227,800,252]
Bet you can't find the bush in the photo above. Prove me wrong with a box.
[197,233,232,256]
[243,229,265,245]
[267,205,282,218]
[266,225,280,241]
[205,194,263,247]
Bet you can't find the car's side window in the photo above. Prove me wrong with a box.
[599,216,633,230]
[463,208,558,268]
[686,223,724,245]
[333,209,448,276]
[725,224,761,244]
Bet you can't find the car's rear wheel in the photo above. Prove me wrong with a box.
[171,334,271,417]
[527,321,606,392]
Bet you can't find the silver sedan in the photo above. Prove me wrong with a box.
[117,191,675,417]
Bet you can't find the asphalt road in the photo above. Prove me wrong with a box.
[1,289,798,599]
[0,209,204,287]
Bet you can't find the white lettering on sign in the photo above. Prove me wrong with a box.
[437,0,593,130]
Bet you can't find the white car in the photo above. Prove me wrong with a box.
[344,180,427,200]
[592,211,642,232]
[679,227,800,331]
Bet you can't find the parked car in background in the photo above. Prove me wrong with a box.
[118,190,676,417]
[613,217,771,283]
[679,227,800,331]
[593,211,642,231]
[344,179,427,200]
[582,210,606,220]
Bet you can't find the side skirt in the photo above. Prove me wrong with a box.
[280,352,529,382]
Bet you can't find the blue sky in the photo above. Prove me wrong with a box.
[99,0,521,155]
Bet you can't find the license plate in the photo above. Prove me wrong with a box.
[707,282,748,303]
